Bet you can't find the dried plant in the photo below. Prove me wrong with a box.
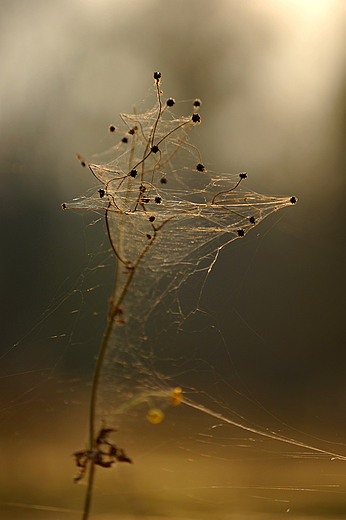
[63,72,301,519]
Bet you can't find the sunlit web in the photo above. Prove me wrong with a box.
[61,73,346,519]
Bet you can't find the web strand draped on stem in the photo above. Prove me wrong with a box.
[63,73,308,519]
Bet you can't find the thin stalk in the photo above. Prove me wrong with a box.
[81,461,95,520]
[79,76,195,519]
[81,265,135,520]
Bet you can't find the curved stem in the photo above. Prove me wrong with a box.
[79,78,197,520]
[81,256,137,520]
[81,462,95,520]
[81,311,115,520]
[88,308,116,448]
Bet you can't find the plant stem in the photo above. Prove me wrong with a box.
[81,260,136,520]
[81,461,95,520]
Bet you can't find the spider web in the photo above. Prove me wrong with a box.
[65,80,295,424]
[62,77,346,518]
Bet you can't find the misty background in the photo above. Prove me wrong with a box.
[1,0,346,518]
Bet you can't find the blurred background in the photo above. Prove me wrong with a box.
[1,0,346,518]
